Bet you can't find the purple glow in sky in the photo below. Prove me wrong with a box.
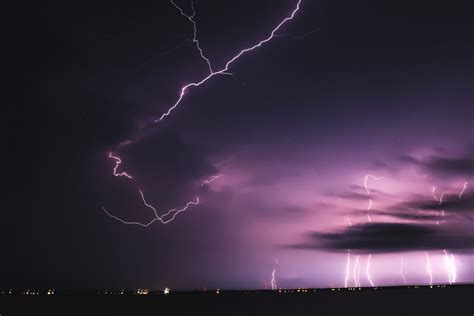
[5,0,473,291]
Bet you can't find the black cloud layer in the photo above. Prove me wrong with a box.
[292,222,474,254]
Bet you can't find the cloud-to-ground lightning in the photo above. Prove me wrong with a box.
[366,254,375,287]
[425,251,433,285]
[108,152,133,179]
[271,258,278,290]
[352,255,361,287]
[102,190,199,227]
[400,256,407,285]
[344,251,351,288]
[155,0,302,122]
[271,269,277,290]
[362,175,381,286]
[443,249,457,284]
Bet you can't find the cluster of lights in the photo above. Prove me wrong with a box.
[136,289,149,295]
[22,290,40,295]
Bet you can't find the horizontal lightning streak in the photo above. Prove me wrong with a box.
[102,190,199,226]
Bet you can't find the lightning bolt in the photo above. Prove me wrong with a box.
[425,251,433,286]
[170,0,214,73]
[400,256,407,285]
[443,249,457,284]
[102,190,199,226]
[108,152,133,179]
[200,174,223,186]
[271,258,279,290]
[344,251,351,288]
[271,269,277,290]
[439,183,466,284]
[352,255,361,287]
[362,175,381,286]
[364,175,382,221]
[104,1,303,227]
[459,181,468,199]
[366,254,375,287]
[155,0,302,122]
[363,175,383,194]
[431,186,439,202]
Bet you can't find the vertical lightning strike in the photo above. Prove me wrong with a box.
[443,249,457,284]
[156,0,302,122]
[344,251,351,288]
[459,181,468,199]
[271,258,278,290]
[271,269,277,290]
[362,175,381,286]
[400,256,407,285]
[431,186,439,202]
[108,152,133,179]
[364,175,382,221]
[352,255,361,287]
[425,251,433,286]
[366,254,375,287]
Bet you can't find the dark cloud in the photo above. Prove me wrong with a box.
[291,222,474,254]
[395,192,474,214]
[400,146,474,178]
[371,210,442,221]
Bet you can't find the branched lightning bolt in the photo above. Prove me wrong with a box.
[156,0,302,122]
[108,152,133,179]
[102,190,199,226]
[170,0,214,73]
[104,2,303,226]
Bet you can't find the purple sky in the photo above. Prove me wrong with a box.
[5,0,473,290]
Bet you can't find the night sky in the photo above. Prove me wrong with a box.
[5,0,474,290]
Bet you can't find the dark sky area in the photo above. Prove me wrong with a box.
[4,0,473,290]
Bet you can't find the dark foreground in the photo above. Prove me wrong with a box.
[1,285,473,316]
